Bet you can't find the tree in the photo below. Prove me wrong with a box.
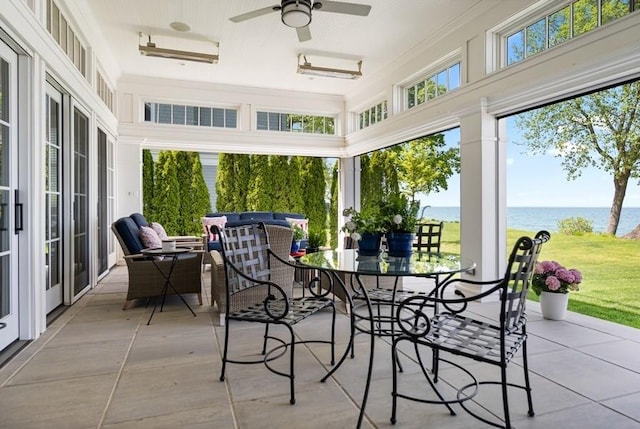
[247,154,271,210]
[153,151,181,234]
[269,155,291,212]
[233,154,251,211]
[299,156,327,232]
[397,134,460,202]
[188,152,212,234]
[329,160,339,249]
[515,82,640,235]
[288,156,306,214]
[142,149,155,220]
[175,151,192,234]
[215,153,235,211]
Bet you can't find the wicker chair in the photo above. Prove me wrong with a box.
[390,230,550,428]
[210,223,295,322]
[215,222,336,405]
[112,217,203,310]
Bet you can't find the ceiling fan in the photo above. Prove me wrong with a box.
[229,0,372,42]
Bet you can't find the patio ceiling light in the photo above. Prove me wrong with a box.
[297,55,362,79]
[281,0,313,28]
[138,33,219,64]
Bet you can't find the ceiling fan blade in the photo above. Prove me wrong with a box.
[297,26,312,42]
[229,5,279,23]
[316,1,371,16]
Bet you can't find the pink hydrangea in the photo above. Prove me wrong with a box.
[545,276,561,291]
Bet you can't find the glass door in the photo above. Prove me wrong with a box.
[96,127,115,277]
[72,107,89,297]
[45,84,63,313]
[0,42,19,350]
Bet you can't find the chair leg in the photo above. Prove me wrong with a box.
[197,293,203,305]
[500,365,512,429]
[122,299,134,310]
[219,318,231,382]
[288,324,296,405]
[522,339,535,417]
[262,323,270,355]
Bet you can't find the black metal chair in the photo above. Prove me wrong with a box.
[413,221,444,253]
[391,230,550,428]
[216,222,336,405]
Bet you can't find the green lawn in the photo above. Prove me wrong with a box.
[439,222,640,329]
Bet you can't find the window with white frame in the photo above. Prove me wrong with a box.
[359,101,387,129]
[96,71,114,113]
[144,102,238,128]
[405,62,460,110]
[503,0,637,67]
[46,0,87,77]
[256,111,336,134]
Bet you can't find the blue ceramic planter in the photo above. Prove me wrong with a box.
[358,232,382,256]
[386,232,414,257]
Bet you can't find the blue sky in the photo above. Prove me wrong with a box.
[418,118,640,208]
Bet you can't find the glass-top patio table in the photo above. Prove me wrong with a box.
[298,249,475,428]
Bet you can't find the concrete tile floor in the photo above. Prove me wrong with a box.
[1,265,639,428]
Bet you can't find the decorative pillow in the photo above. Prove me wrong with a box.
[150,222,168,240]
[202,216,227,242]
[139,225,162,249]
[286,217,309,236]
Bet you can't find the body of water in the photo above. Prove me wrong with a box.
[422,206,640,235]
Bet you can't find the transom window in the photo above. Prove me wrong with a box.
[359,101,388,130]
[504,0,637,66]
[144,102,238,128]
[256,111,336,134]
[46,0,87,77]
[405,62,460,110]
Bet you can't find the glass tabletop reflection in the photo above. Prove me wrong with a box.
[299,249,475,277]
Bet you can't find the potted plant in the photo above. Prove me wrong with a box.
[532,260,582,320]
[342,207,383,255]
[290,223,306,253]
[306,228,325,253]
[380,194,420,257]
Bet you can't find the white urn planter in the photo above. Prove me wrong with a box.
[539,291,569,320]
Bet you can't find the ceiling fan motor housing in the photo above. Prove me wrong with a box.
[280,0,317,28]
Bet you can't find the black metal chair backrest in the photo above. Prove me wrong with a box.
[413,221,443,253]
[216,223,272,296]
[501,230,550,331]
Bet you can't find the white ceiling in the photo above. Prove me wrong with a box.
[85,0,509,96]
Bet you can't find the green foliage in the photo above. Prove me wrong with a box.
[288,156,305,213]
[188,152,212,234]
[215,153,235,211]
[153,151,181,235]
[307,228,326,248]
[269,156,291,212]
[290,223,305,241]
[397,134,460,201]
[329,161,339,249]
[246,154,271,210]
[514,82,640,234]
[300,157,327,232]
[557,217,593,235]
[234,154,251,211]
[175,151,192,234]
[142,149,155,220]
[379,194,420,233]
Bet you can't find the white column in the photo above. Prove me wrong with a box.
[338,156,358,247]
[458,99,507,299]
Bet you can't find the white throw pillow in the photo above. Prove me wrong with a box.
[202,216,227,241]
[139,225,162,249]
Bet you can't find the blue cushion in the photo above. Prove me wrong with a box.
[273,212,305,220]
[207,241,222,252]
[130,213,148,228]
[206,212,240,222]
[226,219,291,228]
[239,211,274,221]
[114,217,144,255]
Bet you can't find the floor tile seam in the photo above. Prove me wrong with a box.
[212,316,240,429]
[1,369,123,388]
[96,319,143,429]
[0,300,90,387]
[525,338,640,376]
[600,397,640,424]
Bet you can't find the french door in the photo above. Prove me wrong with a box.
[72,107,89,297]
[0,42,19,350]
[45,83,63,312]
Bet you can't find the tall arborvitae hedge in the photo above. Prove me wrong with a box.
[246,154,271,210]
[215,153,235,211]
[175,151,192,234]
[300,156,327,232]
[329,161,339,249]
[153,151,181,234]
[269,155,291,212]
[233,154,251,211]
[188,152,212,234]
[288,156,306,214]
[142,149,155,220]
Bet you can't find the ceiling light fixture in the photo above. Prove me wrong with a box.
[138,33,218,64]
[281,0,313,28]
[297,55,362,79]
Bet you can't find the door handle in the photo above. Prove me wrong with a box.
[14,189,23,233]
